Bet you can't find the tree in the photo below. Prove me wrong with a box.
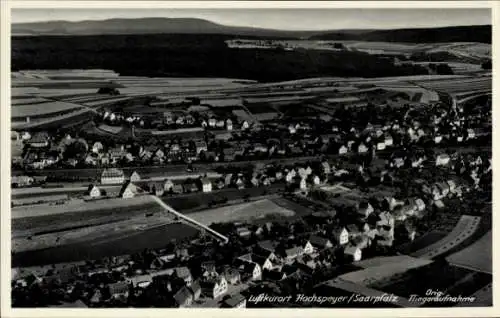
[97,87,120,95]
[435,63,454,75]
[481,59,492,70]
[63,140,88,160]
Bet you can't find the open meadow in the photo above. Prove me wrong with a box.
[186,198,295,225]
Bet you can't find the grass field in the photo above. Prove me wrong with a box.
[11,100,83,118]
[446,231,492,274]
[411,215,481,259]
[164,184,285,212]
[12,222,198,267]
[97,123,124,134]
[186,198,295,225]
[12,195,157,220]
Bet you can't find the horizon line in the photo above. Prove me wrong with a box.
[11,17,492,33]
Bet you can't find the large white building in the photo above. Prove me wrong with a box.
[101,168,125,185]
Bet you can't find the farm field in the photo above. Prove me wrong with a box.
[164,184,285,212]
[11,100,83,118]
[11,108,94,130]
[397,231,448,254]
[186,198,295,225]
[338,256,433,286]
[411,215,481,259]
[446,231,492,274]
[12,222,199,267]
[13,213,175,252]
[12,195,157,220]
[372,261,489,301]
[97,123,124,134]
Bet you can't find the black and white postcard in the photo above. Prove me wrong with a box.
[1,1,496,317]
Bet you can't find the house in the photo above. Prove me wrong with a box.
[303,240,315,254]
[108,281,129,299]
[199,177,212,193]
[338,145,348,155]
[392,157,405,168]
[174,267,193,286]
[250,254,275,271]
[173,286,193,308]
[321,161,331,175]
[89,289,102,305]
[357,201,374,218]
[264,269,288,281]
[282,246,304,262]
[432,184,445,201]
[27,132,49,148]
[415,198,426,211]
[234,176,245,190]
[223,268,241,285]
[221,293,246,308]
[101,168,125,185]
[308,235,333,251]
[236,227,252,238]
[447,180,457,194]
[358,143,368,153]
[201,276,228,299]
[467,128,476,140]
[238,262,262,281]
[310,175,321,186]
[119,181,138,199]
[346,224,362,239]
[332,227,349,245]
[189,280,201,301]
[226,119,233,131]
[438,182,450,197]
[92,142,104,154]
[376,142,386,150]
[436,154,451,166]
[195,141,208,154]
[297,177,307,190]
[344,246,362,262]
[384,134,393,146]
[150,182,165,196]
[163,179,174,192]
[183,181,199,193]
[352,235,371,250]
[129,171,141,182]
[87,184,102,198]
[256,240,278,254]
[285,169,297,183]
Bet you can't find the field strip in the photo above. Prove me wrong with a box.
[12,195,156,219]
[339,257,433,285]
[411,215,481,259]
[446,231,492,274]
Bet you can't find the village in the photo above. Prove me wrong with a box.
[11,80,492,307]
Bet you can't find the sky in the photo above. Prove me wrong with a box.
[12,8,491,30]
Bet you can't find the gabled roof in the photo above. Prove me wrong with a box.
[175,267,191,279]
[101,168,124,179]
[257,240,278,253]
[109,281,129,295]
[173,286,193,305]
[308,235,331,248]
[189,279,201,294]
[223,293,246,307]
[344,246,361,255]
[285,246,304,257]
[118,181,138,196]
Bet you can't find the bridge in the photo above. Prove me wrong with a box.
[151,195,229,244]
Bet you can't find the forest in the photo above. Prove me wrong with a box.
[12,34,429,82]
